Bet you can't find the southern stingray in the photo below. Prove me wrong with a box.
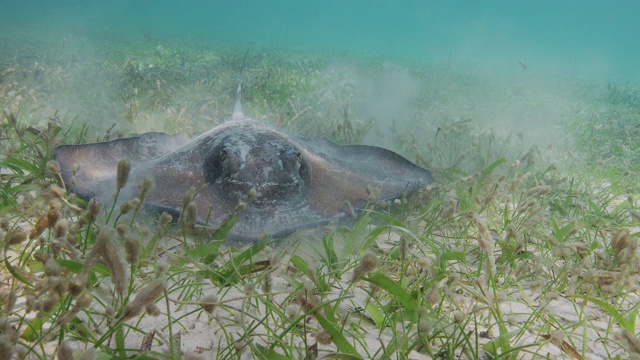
[53,57,432,242]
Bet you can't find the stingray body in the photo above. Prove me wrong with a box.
[53,68,432,242]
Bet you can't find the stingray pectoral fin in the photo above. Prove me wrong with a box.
[303,152,372,216]
[336,143,433,198]
[304,138,431,182]
[143,185,229,227]
[301,138,432,216]
[137,160,231,228]
[52,144,114,199]
[53,132,190,199]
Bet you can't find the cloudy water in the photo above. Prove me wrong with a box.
[1,0,639,152]
[2,1,638,78]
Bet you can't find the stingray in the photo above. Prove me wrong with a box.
[53,61,432,243]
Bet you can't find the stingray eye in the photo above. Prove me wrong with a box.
[220,147,242,178]
[295,152,303,173]
[281,148,303,174]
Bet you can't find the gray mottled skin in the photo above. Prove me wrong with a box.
[53,68,432,242]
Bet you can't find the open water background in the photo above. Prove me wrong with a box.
[1,0,638,80]
[1,0,639,152]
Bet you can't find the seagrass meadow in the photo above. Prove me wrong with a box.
[2,23,640,360]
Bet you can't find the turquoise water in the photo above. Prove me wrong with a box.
[1,0,639,151]
[2,0,638,80]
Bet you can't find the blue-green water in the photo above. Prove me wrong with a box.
[1,0,638,80]
[1,0,639,152]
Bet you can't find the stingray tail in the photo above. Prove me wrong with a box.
[231,47,251,121]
